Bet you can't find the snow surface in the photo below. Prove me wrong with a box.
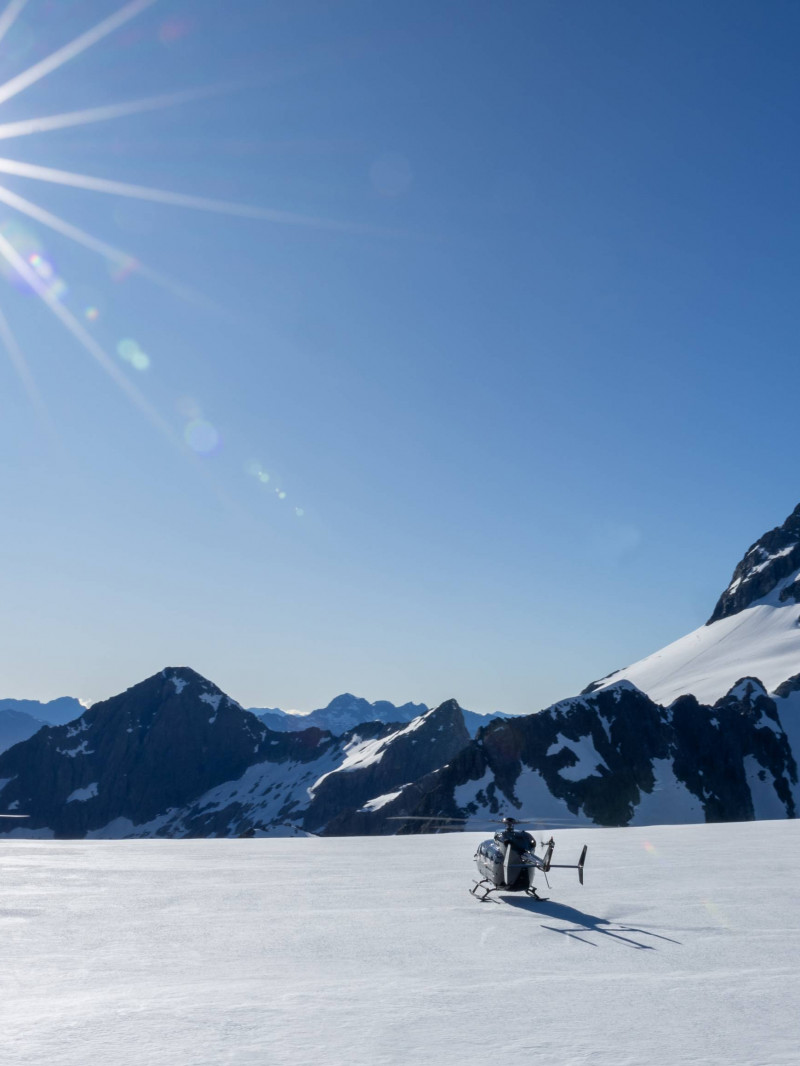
[1,821,799,1065]
[596,601,800,705]
[359,788,405,812]
[628,759,703,825]
[547,734,609,781]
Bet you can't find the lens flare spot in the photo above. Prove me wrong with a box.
[130,350,150,371]
[117,337,150,371]
[295,507,304,517]
[49,277,68,300]
[85,306,100,321]
[117,337,137,359]
[277,490,286,500]
[110,256,138,283]
[184,419,219,454]
[28,251,54,280]
[0,223,67,298]
[247,460,273,484]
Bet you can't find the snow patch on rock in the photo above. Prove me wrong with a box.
[66,782,98,803]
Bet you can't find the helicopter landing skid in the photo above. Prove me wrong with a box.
[525,888,549,902]
[470,879,500,903]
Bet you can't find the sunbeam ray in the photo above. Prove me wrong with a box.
[0,182,218,309]
[0,228,178,447]
[0,156,389,234]
[0,0,28,48]
[0,83,237,142]
[0,0,158,109]
[0,302,55,434]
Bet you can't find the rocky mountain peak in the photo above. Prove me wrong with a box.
[772,673,800,699]
[325,692,361,711]
[715,677,769,706]
[708,504,800,623]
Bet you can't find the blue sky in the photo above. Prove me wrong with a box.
[1,0,799,712]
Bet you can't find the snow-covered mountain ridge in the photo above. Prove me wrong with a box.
[0,668,472,838]
[348,676,797,834]
[0,690,499,752]
[588,502,800,708]
[6,502,800,838]
[3,664,794,838]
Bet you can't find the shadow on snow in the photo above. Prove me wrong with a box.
[501,896,682,950]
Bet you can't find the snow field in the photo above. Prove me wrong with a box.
[2,821,799,1066]
[597,602,800,706]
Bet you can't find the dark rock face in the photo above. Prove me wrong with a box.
[2,667,795,839]
[357,680,798,832]
[170,719,397,838]
[0,668,334,838]
[670,678,797,821]
[708,504,800,623]
[0,671,474,839]
[309,700,471,834]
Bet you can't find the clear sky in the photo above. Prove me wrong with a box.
[1,0,799,713]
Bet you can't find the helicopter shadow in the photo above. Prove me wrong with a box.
[502,897,681,951]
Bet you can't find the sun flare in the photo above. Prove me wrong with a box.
[0,0,325,513]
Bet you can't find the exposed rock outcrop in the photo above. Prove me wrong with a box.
[709,504,800,622]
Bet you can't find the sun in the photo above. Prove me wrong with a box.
[0,0,346,506]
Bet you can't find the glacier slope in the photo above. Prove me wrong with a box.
[595,601,800,706]
[2,820,799,1066]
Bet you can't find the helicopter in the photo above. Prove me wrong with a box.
[389,813,587,902]
[471,815,587,902]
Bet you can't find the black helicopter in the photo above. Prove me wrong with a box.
[471,815,587,902]
[390,813,587,902]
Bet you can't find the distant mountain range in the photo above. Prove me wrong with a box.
[0,697,85,755]
[3,502,800,837]
[249,694,501,738]
[0,691,500,756]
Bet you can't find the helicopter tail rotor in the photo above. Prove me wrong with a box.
[547,844,588,884]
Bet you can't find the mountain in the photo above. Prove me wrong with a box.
[0,668,475,839]
[7,504,800,839]
[306,700,470,833]
[334,677,797,833]
[251,693,501,737]
[2,664,794,836]
[586,502,800,706]
[0,697,86,755]
[0,696,84,727]
[0,708,47,754]
[0,667,325,837]
[250,693,428,734]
